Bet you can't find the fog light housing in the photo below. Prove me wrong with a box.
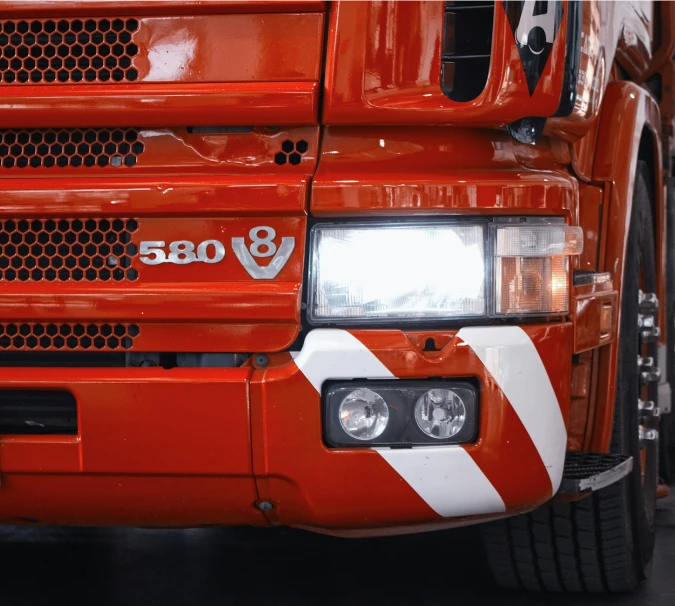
[324,381,478,447]
[414,388,466,439]
[338,388,389,441]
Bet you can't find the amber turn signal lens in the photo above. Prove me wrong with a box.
[496,256,569,314]
[494,224,582,316]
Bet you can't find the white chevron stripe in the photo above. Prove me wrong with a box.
[292,329,394,392]
[293,329,504,517]
[457,326,566,494]
[375,446,506,517]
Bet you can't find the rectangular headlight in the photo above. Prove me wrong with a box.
[308,223,486,323]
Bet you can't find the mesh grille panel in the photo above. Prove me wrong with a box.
[0,18,139,84]
[0,127,144,169]
[0,322,139,351]
[0,218,139,282]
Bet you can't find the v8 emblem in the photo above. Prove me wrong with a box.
[232,226,295,280]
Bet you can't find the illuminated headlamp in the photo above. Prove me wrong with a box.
[308,223,486,322]
[308,219,582,322]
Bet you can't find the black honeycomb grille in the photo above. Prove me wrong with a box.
[0,127,144,169]
[0,218,139,282]
[274,139,309,166]
[0,18,139,84]
[0,322,139,351]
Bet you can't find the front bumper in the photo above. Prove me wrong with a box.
[0,324,572,532]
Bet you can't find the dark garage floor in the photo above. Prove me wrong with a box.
[0,492,673,606]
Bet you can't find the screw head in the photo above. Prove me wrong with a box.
[257,501,273,511]
[255,353,268,367]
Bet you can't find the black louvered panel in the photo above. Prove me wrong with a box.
[0,389,77,434]
[441,1,495,102]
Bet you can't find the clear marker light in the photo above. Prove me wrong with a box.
[414,389,467,439]
[338,388,389,441]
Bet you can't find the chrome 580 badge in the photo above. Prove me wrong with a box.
[139,226,295,280]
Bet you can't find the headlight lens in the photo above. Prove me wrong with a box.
[338,388,389,441]
[414,388,467,439]
[309,223,486,322]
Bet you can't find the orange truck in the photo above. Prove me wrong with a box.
[0,0,673,594]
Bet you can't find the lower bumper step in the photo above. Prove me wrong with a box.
[558,453,633,495]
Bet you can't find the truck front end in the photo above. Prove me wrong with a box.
[0,0,650,553]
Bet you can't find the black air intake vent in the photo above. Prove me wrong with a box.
[441,1,495,102]
[0,18,139,84]
[0,127,144,169]
[0,389,77,434]
[0,217,139,282]
[274,139,309,166]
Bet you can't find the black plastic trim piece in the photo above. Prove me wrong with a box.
[506,116,547,145]
[554,0,582,117]
[0,389,77,435]
[441,1,495,103]
[558,452,633,494]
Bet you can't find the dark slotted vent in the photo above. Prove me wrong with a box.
[274,139,309,166]
[0,18,139,84]
[441,1,495,102]
[0,389,77,434]
[0,127,144,169]
[0,218,139,282]
[0,322,139,351]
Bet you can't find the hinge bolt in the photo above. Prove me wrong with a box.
[638,291,659,314]
[640,427,659,441]
[641,327,661,342]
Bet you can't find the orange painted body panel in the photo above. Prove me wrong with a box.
[132,15,323,83]
[568,352,594,451]
[253,325,571,530]
[0,127,316,352]
[577,183,603,271]
[572,282,617,354]
[1,476,264,527]
[0,9,324,127]
[589,82,665,452]
[323,0,567,126]
[0,82,320,129]
[0,324,572,529]
[0,1,327,17]
[312,127,576,217]
[0,367,263,526]
[548,1,655,136]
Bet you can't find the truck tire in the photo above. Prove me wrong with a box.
[482,160,658,593]
[660,177,675,482]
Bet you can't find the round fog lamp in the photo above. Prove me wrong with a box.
[338,388,389,441]
[414,388,466,439]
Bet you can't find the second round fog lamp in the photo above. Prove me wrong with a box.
[338,388,389,441]
[414,388,466,439]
